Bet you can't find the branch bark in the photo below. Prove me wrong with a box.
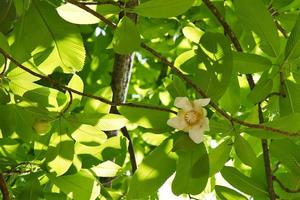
[108,0,139,173]
[0,174,9,200]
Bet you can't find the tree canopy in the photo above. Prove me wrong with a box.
[0,0,300,199]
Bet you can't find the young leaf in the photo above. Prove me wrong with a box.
[12,0,85,74]
[48,170,101,200]
[215,185,248,200]
[113,16,140,55]
[247,79,273,104]
[172,135,209,195]
[284,14,300,61]
[127,137,177,199]
[209,138,233,176]
[57,3,100,24]
[221,166,268,198]
[270,139,300,175]
[132,0,195,18]
[234,0,280,57]
[234,135,257,168]
[182,25,204,44]
[91,160,121,177]
[233,52,272,74]
[118,106,173,132]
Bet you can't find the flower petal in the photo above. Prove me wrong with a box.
[193,98,210,108]
[188,127,205,144]
[167,117,187,130]
[174,97,192,111]
[202,117,210,131]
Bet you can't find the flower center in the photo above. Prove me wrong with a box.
[184,110,201,125]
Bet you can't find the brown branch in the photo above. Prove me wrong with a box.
[202,1,277,199]
[273,176,300,193]
[0,48,176,115]
[121,127,137,173]
[0,174,9,200]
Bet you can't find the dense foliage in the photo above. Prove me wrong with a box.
[0,0,300,199]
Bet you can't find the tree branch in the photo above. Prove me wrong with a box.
[0,48,176,115]
[201,1,277,199]
[0,173,9,200]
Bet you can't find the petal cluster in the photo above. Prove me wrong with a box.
[167,97,210,144]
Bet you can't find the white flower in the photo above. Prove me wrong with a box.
[167,97,210,144]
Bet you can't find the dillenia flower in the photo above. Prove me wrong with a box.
[167,97,210,144]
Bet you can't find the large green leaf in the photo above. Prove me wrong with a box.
[45,127,75,176]
[185,32,232,101]
[48,170,101,200]
[284,14,300,61]
[112,16,140,55]
[118,106,173,132]
[280,79,300,116]
[247,79,273,104]
[57,3,100,24]
[127,137,177,199]
[215,185,248,200]
[245,113,300,139]
[221,166,268,198]
[132,0,195,18]
[234,0,280,57]
[12,0,85,74]
[209,138,233,176]
[270,139,300,175]
[233,52,272,74]
[172,135,209,195]
[234,135,257,168]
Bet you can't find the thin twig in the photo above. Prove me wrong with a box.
[0,48,177,115]
[121,127,137,173]
[273,176,300,193]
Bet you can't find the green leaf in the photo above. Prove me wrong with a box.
[113,16,140,55]
[270,139,300,175]
[234,0,280,57]
[247,79,273,104]
[182,25,204,43]
[12,0,85,73]
[280,79,300,116]
[65,74,84,111]
[284,14,300,61]
[68,113,128,131]
[91,160,121,177]
[132,0,195,18]
[70,124,107,144]
[191,32,232,101]
[57,3,100,24]
[245,113,300,139]
[127,137,177,199]
[209,139,233,176]
[221,166,268,198]
[233,52,272,74]
[234,135,257,167]
[48,170,101,200]
[46,130,75,176]
[172,135,209,195]
[166,76,187,98]
[0,32,9,70]
[118,106,173,132]
[215,185,248,200]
